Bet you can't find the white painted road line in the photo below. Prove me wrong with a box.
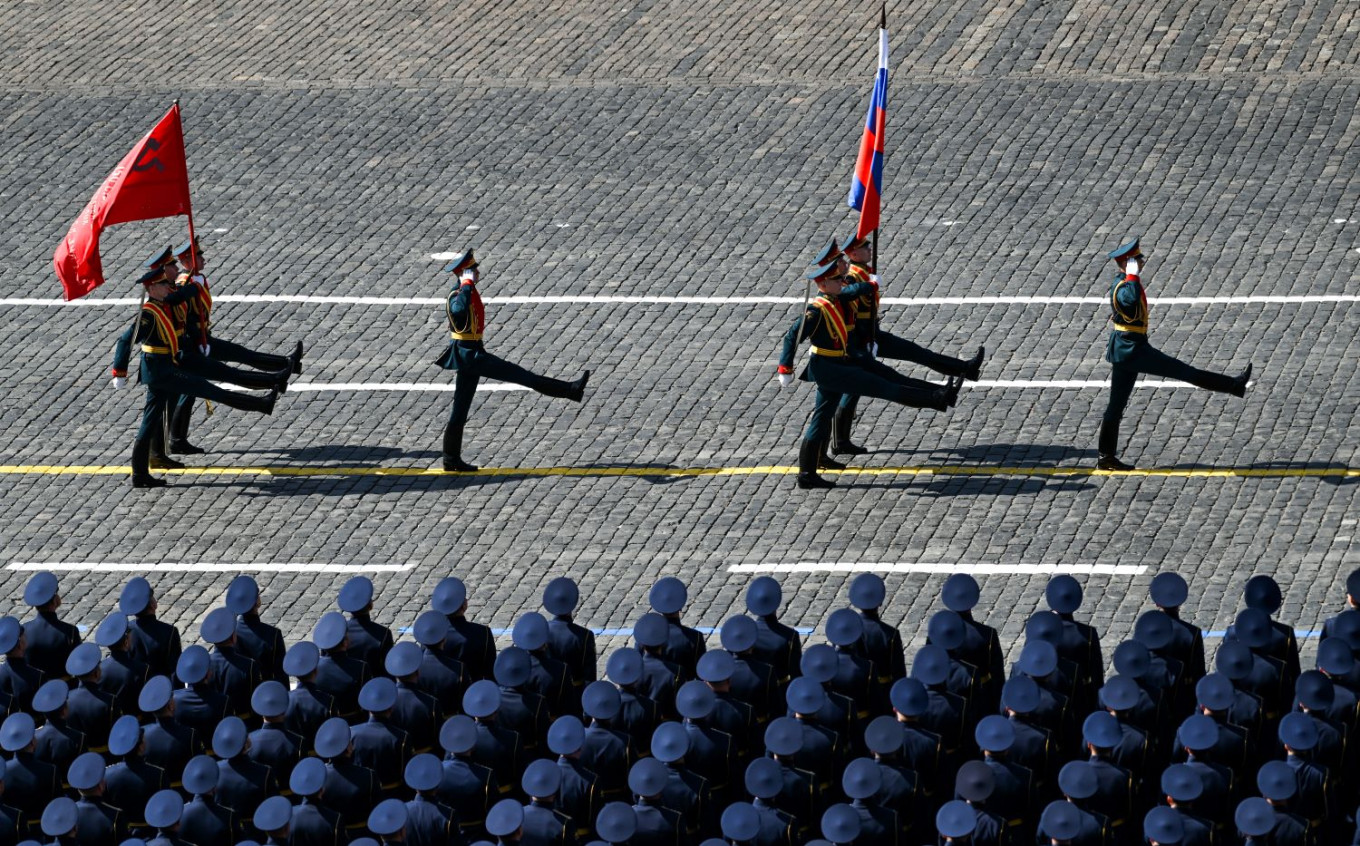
[8,562,415,572]
[281,381,1196,392]
[5,294,1359,307]
[728,563,1149,574]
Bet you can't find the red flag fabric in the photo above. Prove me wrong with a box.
[53,104,192,300]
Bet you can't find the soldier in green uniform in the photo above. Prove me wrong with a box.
[166,238,304,456]
[776,258,959,490]
[832,231,986,456]
[125,267,282,488]
[433,250,591,472]
[1098,238,1253,470]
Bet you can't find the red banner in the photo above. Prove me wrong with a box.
[53,104,193,300]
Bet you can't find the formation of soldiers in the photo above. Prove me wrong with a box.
[3,567,1359,846]
[775,235,1252,488]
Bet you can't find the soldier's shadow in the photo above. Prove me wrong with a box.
[851,474,1097,496]
[214,444,407,464]
[870,442,1099,466]
[217,461,697,495]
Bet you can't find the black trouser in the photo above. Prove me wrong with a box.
[804,355,941,443]
[442,344,579,456]
[1100,342,1237,454]
[132,356,271,476]
[170,343,286,443]
[838,330,969,417]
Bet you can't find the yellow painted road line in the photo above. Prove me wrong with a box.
[0,464,1355,479]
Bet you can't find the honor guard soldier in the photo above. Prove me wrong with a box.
[121,578,183,681]
[410,612,467,709]
[211,717,275,830]
[254,795,294,846]
[385,644,440,754]
[511,614,574,718]
[720,802,763,846]
[820,803,862,845]
[1097,237,1252,470]
[1148,573,1207,687]
[911,645,967,760]
[650,723,713,838]
[1215,641,1281,733]
[104,715,166,834]
[604,650,659,754]
[744,758,800,846]
[1143,806,1185,846]
[432,249,591,472]
[174,647,231,743]
[1010,640,1074,755]
[351,679,410,795]
[1096,676,1152,774]
[745,576,801,687]
[227,576,288,685]
[338,578,394,682]
[1046,575,1105,715]
[118,261,286,487]
[848,575,905,694]
[832,230,986,457]
[400,755,454,846]
[578,682,633,803]
[463,681,523,795]
[842,759,900,846]
[289,758,343,846]
[310,720,375,837]
[437,715,499,842]
[971,715,1033,833]
[887,679,945,779]
[520,759,575,846]
[485,797,526,846]
[784,680,841,789]
[433,578,498,683]
[762,718,818,823]
[1255,761,1310,846]
[313,613,370,720]
[139,676,199,788]
[21,572,81,684]
[940,574,1005,716]
[1194,674,1260,766]
[632,615,682,719]
[861,718,919,837]
[165,237,304,457]
[0,617,43,717]
[927,612,981,709]
[593,802,641,846]
[546,716,599,840]
[202,609,262,722]
[492,648,550,762]
[543,578,597,694]
[39,797,79,846]
[824,611,877,722]
[720,617,778,726]
[1174,716,1233,824]
[649,578,706,682]
[627,760,684,846]
[1159,765,1214,846]
[247,682,303,786]
[775,259,959,489]
[179,756,237,846]
[94,613,149,717]
[68,752,121,846]
[144,787,188,846]
[1224,611,1289,719]
[31,681,83,774]
[64,645,115,753]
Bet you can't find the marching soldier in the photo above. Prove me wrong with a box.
[775,258,959,489]
[432,249,590,472]
[118,263,283,487]
[832,231,985,456]
[1096,237,1252,470]
[165,237,304,456]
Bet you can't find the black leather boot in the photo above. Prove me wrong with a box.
[538,370,591,402]
[148,427,184,470]
[796,439,835,489]
[1230,363,1252,398]
[1097,420,1135,471]
[130,436,165,488]
[441,426,477,472]
[963,346,985,381]
[169,399,205,455]
[290,341,305,375]
[832,408,868,456]
[818,441,847,470]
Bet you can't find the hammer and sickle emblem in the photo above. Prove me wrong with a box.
[131,138,164,173]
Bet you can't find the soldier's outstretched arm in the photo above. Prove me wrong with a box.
[777,308,818,373]
[110,314,146,384]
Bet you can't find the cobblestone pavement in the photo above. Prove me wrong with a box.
[0,0,1355,665]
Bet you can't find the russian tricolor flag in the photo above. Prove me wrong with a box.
[848,17,888,241]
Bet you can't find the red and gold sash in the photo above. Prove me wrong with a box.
[141,302,180,358]
[811,295,849,351]
[450,283,485,341]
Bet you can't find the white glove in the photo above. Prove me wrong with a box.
[111,376,127,390]
[200,343,211,356]
[869,342,879,358]
[460,271,476,284]
[190,273,206,285]
[778,373,794,388]
[1125,257,1141,276]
